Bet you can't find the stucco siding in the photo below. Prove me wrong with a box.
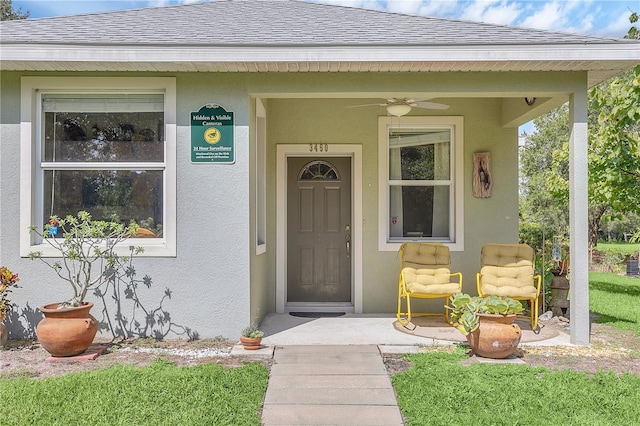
[1,72,252,340]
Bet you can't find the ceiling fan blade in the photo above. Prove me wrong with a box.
[414,101,450,110]
[347,103,387,108]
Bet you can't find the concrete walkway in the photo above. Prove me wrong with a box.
[261,345,404,425]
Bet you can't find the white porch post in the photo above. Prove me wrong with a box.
[569,88,590,345]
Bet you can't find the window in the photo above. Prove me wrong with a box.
[255,98,266,255]
[298,160,340,181]
[21,77,177,257]
[378,116,463,251]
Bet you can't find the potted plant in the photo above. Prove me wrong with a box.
[447,292,524,359]
[240,324,264,350]
[1,266,20,347]
[28,211,142,357]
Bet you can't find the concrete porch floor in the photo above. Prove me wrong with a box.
[257,313,572,348]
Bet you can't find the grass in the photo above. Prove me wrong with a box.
[392,347,640,426]
[0,359,269,426]
[596,242,640,255]
[589,272,640,335]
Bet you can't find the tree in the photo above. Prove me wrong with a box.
[521,13,640,247]
[519,105,570,249]
[1,0,29,20]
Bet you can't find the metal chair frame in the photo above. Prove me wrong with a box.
[397,242,462,327]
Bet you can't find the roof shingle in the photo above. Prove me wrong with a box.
[0,0,626,46]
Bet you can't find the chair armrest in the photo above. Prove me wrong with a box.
[476,273,483,296]
[398,271,408,292]
[450,272,463,288]
[534,274,542,297]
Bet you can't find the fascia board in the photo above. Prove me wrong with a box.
[1,43,639,64]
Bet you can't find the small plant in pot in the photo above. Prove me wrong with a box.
[447,292,524,359]
[28,211,142,357]
[240,324,264,350]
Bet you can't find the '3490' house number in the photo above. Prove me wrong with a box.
[309,144,329,152]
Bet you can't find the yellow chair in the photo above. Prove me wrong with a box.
[397,242,462,327]
[476,243,542,330]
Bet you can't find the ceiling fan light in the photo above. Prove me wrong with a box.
[386,104,412,117]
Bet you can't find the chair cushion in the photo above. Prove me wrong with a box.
[401,243,450,269]
[479,265,537,298]
[479,244,537,299]
[403,267,461,295]
[481,244,534,268]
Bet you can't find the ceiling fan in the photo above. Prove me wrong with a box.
[348,97,449,116]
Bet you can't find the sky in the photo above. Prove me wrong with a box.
[12,0,638,38]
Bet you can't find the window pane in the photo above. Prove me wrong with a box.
[43,101,164,163]
[389,128,450,180]
[298,160,340,181]
[43,170,163,237]
[389,186,450,238]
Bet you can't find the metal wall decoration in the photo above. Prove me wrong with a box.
[473,152,492,198]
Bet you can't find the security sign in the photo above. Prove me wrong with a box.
[191,104,234,164]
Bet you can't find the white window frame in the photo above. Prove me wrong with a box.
[20,77,177,257]
[378,116,464,252]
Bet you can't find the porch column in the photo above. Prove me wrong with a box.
[568,87,589,345]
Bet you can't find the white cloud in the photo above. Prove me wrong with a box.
[460,0,522,26]
[516,0,599,34]
[597,8,636,38]
[519,1,566,30]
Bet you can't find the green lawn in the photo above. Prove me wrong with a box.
[596,242,640,255]
[393,348,640,426]
[0,359,269,426]
[589,272,640,335]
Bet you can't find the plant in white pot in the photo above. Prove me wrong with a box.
[29,211,142,356]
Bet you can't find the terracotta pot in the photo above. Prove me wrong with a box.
[467,313,521,359]
[36,302,98,357]
[240,336,262,350]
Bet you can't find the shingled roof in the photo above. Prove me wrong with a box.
[0,0,624,46]
[1,0,638,84]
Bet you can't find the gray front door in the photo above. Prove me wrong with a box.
[287,157,352,303]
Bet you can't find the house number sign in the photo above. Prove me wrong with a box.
[191,104,234,164]
[309,144,329,152]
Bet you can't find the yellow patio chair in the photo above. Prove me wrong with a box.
[476,243,542,330]
[397,242,462,327]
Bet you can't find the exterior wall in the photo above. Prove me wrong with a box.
[249,99,271,325]
[1,70,553,339]
[1,72,252,340]
[265,96,518,314]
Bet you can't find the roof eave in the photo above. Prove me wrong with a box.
[1,43,637,87]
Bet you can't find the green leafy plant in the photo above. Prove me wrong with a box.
[447,293,524,335]
[241,324,264,339]
[0,266,20,319]
[28,211,143,308]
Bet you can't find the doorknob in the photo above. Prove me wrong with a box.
[345,225,351,258]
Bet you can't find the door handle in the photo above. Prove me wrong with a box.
[345,225,351,258]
